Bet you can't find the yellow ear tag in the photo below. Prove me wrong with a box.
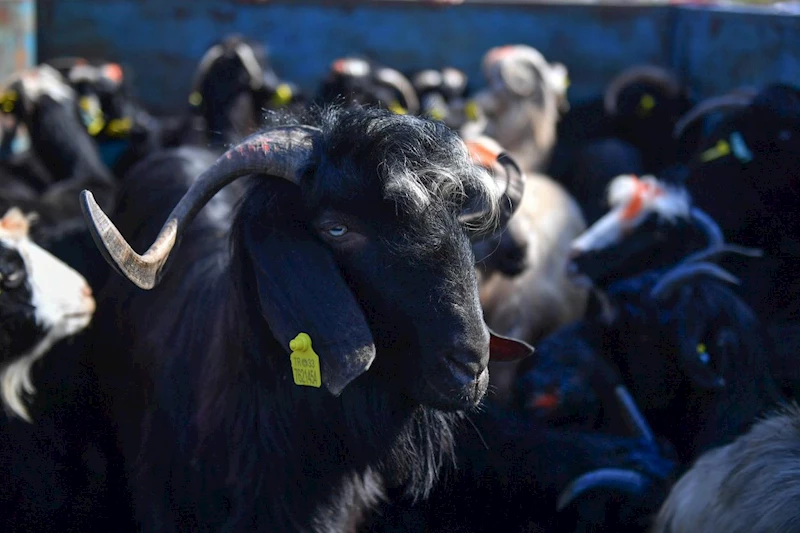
[106,116,133,137]
[699,139,731,163]
[0,91,18,113]
[289,333,322,388]
[388,100,407,115]
[464,100,479,121]
[696,343,710,364]
[428,106,446,121]
[189,91,203,107]
[270,83,293,107]
[636,93,656,118]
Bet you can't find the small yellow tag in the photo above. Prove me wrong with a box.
[464,100,479,121]
[189,91,203,107]
[699,139,731,163]
[697,343,706,354]
[636,93,656,117]
[270,83,293,107]
[0,90,18,113]
[388,100,407,115]
[105,116,133,137]
[427,106,446,121]
[289,333,322,388]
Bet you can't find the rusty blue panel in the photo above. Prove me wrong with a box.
[35,1,800,114]
[0,0,35,81]
[672,5,800,98]
[36,1,673,114]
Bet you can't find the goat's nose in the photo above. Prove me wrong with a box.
[82,285,93,297]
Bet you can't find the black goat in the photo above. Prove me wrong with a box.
[83,106,532,532]
[187,34,306,148]
[0,65,116,225]
[677,83,800,323]
[317,57,420,115]
[567,174,729,289]
[518,246,782,465]
[409,67,469,128]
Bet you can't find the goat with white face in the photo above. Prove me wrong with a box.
[461,44,569,174]
[0,207,95,422]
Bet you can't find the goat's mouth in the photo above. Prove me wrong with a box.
[420,361,489,412]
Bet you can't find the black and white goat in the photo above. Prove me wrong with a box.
[82,105,532,532]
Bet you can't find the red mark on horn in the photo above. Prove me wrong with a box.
[465,139,500,169]
[486,45,516,65]
[261,141,270,153]
[332,59,348,74]
[620,176,663,221]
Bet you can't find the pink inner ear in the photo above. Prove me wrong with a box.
[489,330,534,362]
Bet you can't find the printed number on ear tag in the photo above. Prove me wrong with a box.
[289,333,322,388]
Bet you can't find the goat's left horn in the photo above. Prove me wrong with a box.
[557,468,650,511]
[672,93,753,139]
[649,262,739,301]
[495,152,525,226]
[374,67,420,115]
[81,124,319,290]
[604,65,682,116]
[615,385,656,445]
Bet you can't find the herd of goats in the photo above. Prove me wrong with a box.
[0,33,799,532]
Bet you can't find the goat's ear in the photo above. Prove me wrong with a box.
[242,191,376,397]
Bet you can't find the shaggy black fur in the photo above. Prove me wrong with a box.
[92,106,502,532]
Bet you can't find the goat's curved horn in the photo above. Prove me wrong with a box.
[234,41,265,91]
[682,243,763,266]
[189,43,226,98]
[672,93,753,139]
[557,468,649,511]
[690,207,725,249]
[604,65,683,116]
[615,385,656,445]
[495,152,525,226]
[374,67,420,115]
[463,138,526,231]
[650,262,739,301]
[81,125,319,290]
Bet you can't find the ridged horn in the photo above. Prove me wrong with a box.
[672,93,753,139]
[649,262,739,301]
[557,468,649,511]
[604,65,683,116]
[374,67,420,115]
[81,125,319,290]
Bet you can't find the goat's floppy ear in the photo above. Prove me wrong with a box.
[242,189,376,396]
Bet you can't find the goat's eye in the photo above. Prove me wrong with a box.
[327,225,348,237]
[2,270,25,289]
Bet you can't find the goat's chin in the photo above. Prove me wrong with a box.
[416,367,489,412]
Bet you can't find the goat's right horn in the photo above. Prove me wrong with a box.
[374,67,420,115]
[672,93,754,139]
[690,207,725,249]
[557,468,650,511]
[81,125,319,290]
[649,262,739,301]
[463,138,526,231]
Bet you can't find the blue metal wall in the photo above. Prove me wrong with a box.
[36,1,800,114]
[0,0,35,81]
